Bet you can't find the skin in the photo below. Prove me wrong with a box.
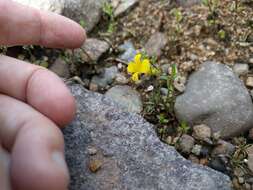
[0,0,86,189]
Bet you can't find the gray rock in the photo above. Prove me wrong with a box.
[233,63,249,76]
[174,76,186,92]
[144,32,167,57]
[193,124,211,141]
[211,140,235,157]
[160,88,168,96]
[15,0,107,32]
[177,134,195,154]
[175,62,253,138]
[176,0,202,7]
[113,0,139,17]
[246,77,253,88]
[192,144,202,156]
[247,150,253,173]
[13,0,64,14]
[161,64,170,74]
[90,66,118,90]
[115,73,129,84]
[118,41,137,63]
[248,128,253,140]
[63,84,232,190]
[105,85,142,113]
[76,38,110,63]
[64,0,108,32]
[49,58,70,78]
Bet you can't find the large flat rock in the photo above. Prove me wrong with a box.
[63,84,232,190]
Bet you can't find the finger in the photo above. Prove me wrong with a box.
[0,55,75,126]
[0,146,11,190]
[0,94,69,190]
[0,0,86,48]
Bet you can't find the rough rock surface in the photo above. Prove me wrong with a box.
[15,0,107,32]
[175,62,253,138]
[105,85,143,113]
[63,84,232,190]
[90,66,118,90]
[144,32,168,57]
[13,0,64,13]
[49,58,70,78]
[77,38,110,63]
[64,0,107,32]
[113,0,139,17]
[176,0,202,7]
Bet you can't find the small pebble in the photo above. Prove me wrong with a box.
[160,88,168,96]
[193,124,211,141]
[192,144,202,156]
[233,63,249,76]
[188,154,199,164]
[145,85,154,92]
[87,147,98,155]
[246,77,253,88]
[174,76,186,92]
[199,158,208,166]
[165,136,173,145]
[243,183,251,190]
[115,73,129,84]
[200,146,210,157]
[248,128,253,140]
[211,140,235,157]
[89,83,99,91]
[209,156,227,173]
[247,154,253,173]
[89,159,102,173]
[177,134,195,154]
[161,64,170,74]
[232,178,241,189]
[238,177,244,184]
[172,137,180,145]
[249,58,253,64]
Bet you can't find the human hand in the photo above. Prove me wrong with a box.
[0,0,86,189]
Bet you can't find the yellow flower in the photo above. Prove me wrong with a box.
[127,53,157,82]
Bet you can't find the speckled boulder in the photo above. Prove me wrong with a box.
[63,84,232,190]
[175,62,253,138]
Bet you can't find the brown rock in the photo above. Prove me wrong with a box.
[89,159,102,173]
[49,58,70,78]
[144,32,167,57]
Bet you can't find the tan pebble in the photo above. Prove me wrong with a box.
[89,159,102,173]
[199,158,208,166]
[89,83,98,91]
[246,77,253,88]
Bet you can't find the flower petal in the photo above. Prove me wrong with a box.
[131,72,139,82]
[127,61,137,73]
[134,53,142,65]
[140,59,151,74]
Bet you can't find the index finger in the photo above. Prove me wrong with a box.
[0,0,86,48]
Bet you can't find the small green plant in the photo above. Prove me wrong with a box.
[157,114,169,125]
[230,137,252,175]
[79,19,86,28]
[218,29,226,40]
[202,0,219,13]
[102,2,116,33]
[172,8,183,33]
[202,0,220,25]
[162,64,178,111]
[177,121,190,135]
